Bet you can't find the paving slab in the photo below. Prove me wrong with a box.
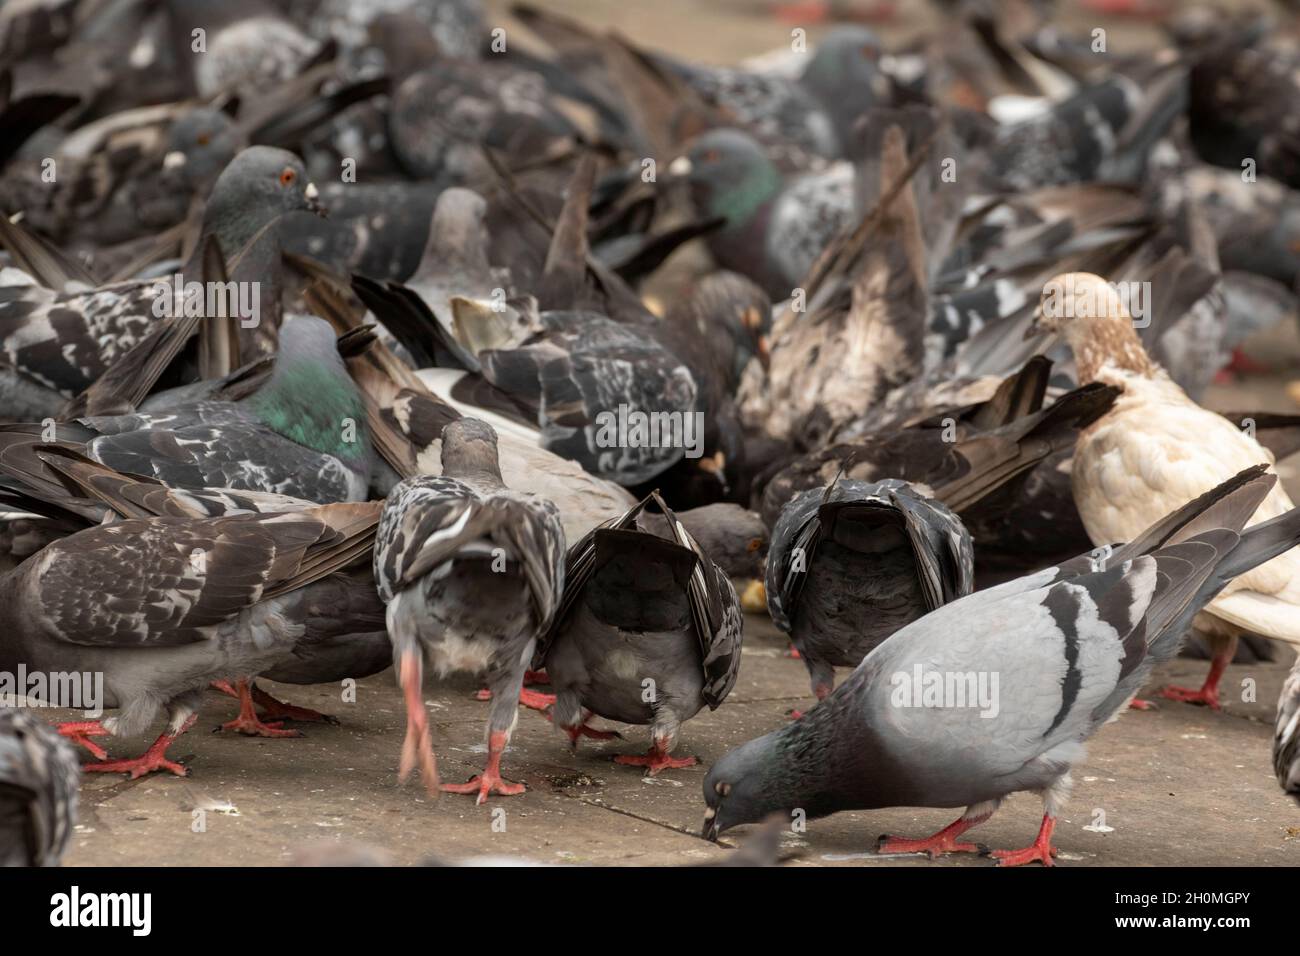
[49,613,1300,867]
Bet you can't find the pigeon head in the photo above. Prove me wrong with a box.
[201,146,325,257]
[1027,272,1160,383]
[672,129,783,232]
[800,26,883,117]
[163,107,241,191]
[677,504,768,580]
[244,316,371,472]
[703,734,788,840]
[441,417,503,482]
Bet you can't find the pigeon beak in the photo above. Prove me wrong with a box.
[1023,305,1046,342]
[305,181,327,217]
[702,807,720,842]
[162,151,187,171]
[667,155,693,179]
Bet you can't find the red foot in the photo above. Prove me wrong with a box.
[788,709,805,720]
[563,721,621,745]
[57,720,111,760]
[441,730,524,804]
[614,740,697,776]
[990,814,1058,867]
[251,684,337,724]
[877,815,989,859]
[785,645,801,659]
[474,686,556,712]
[1158,684,1222,710]
[1079,0,1170,17]
[219,713,301,737]
[216,679,303,737]
[82,716,197,779]
[1128,698,1157,711]
[398,651,439,794]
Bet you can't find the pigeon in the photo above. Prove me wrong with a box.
[0,708,79,867]
[534,491,743,775]
[767,478,973,701]
[671,128,853,300]
[1276,654,1300,804]
[0,316,375,503]
[663,270,771,397]
[0,146,324,407]
[165,0,322,98]
[703,465,1300,864]
[1029,272,1300,708]
[676,503,768,583]
[652,25,885,163]
[0,495,380,777]
[373,419,565,803]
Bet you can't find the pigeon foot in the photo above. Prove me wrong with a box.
[440,730,525,804]
[877,817,989,859]
[216,679,303,737]
[251,683,338,724]
[991,815,1058,867]
[474,686,557,713]
[1127,698,1157,711]
[615,740,697,776]
[57,720,111,760]
[82,715,197,779]
[1157,683,1222,710]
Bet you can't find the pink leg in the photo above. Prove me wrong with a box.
[614,736,697,776]
[878,811,992,859]
[57,720,111,761]
[216,679,302,737]
[1159,647,1231,710]
[398,650,439,795]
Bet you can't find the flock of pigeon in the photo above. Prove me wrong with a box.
[1,0,1300,868]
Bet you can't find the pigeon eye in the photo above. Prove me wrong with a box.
[715,781,731,796]
[747,538,763,553]
[196,133,210,146]
[701,149,721,164]
[279,168,297,186]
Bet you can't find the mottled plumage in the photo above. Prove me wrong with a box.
[0,709,79,867]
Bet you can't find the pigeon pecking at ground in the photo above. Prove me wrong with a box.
[704,465,1300,864]
[373,418,566,803]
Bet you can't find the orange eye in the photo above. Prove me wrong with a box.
[701,149,721,163]
[196,133,210,146]
[279,167,296,186]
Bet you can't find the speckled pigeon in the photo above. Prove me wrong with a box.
[0,709,79,867]
[0,146,323,412]
[534,490,743,775]
[0,495,381,778]
[0,316,375,503]
[373,418,565,803]
[672,128,853,300]
[768,478,973,701]
[704,465,1300,865]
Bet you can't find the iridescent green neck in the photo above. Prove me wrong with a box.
[710,161,783,230]
[247,360,369,461]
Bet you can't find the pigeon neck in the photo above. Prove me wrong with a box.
[1067,315,1161,386]
[244,354,370,466]
[709,162,783,232]
[442,447,504,487]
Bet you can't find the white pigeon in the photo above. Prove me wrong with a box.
[1029,271,1300,709]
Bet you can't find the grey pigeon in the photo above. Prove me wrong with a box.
[704,465,1300,865]
[373,419,565,803]
[768,478,973,701]
[672,128,853,300]
[653,26,885,163]
[0,709,79,867]
[0,316,375,503]
[0,496,380,778]
[0,146,323,409]
[534,491,743,775]
[677,503,768,583]
[1277,655,1300,804]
